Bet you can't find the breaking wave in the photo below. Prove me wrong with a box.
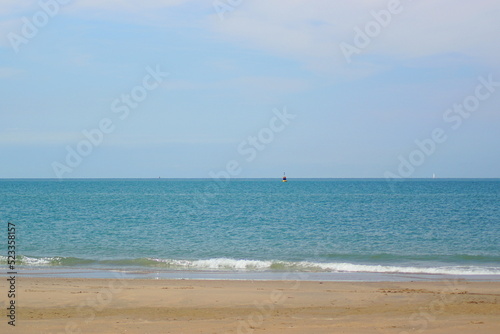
[1,255,499,275]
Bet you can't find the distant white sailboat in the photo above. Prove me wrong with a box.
[432,173,436,179]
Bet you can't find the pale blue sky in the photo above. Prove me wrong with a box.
[1,0,499,178]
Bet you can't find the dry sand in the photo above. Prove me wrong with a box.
[1,277,499,333]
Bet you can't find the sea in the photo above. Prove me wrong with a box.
[1,178,499,281]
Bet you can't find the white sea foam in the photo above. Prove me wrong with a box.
[147,257,500,275]
[0,255,58,266]
[23,256,62,266]
[303,261,500,275]
[4,255,499,275]
[148,257,273,270]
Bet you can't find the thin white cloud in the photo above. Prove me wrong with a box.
[208,0,341,72]
[162,79,202,91]
[0,18,23,48]
[61,0,205,29]
[208,0,500,73]
[2,0,498,74]
[70,53,94,67]
[0,67,23,78]
[161,75,309,106]
[230,75,309,94]
[105,134,234,147]
[165,76,308,94]
[0,0,198,39]
[363,0,500,62]
[0,131,80,146]
[0,130,233,147]
[72,0,191,11]
[0,0,38,16]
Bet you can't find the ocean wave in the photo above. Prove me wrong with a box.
[300,261,500,275]
[0,255,96,266]
[2,255,500,275]
[323,253,500,264]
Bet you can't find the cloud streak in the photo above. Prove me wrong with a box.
[208,0,500,74]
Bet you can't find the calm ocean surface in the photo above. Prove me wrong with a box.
[1,179,499,280]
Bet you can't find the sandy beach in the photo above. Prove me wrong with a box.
[1,277,499,334]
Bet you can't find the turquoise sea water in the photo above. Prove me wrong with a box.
[1,179,499,279]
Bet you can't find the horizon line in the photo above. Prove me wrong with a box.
[1,177,499,180]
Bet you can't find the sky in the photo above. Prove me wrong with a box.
[0,0,499,178]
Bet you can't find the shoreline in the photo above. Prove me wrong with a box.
[3,266,500,282]
[2,277,499,333]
